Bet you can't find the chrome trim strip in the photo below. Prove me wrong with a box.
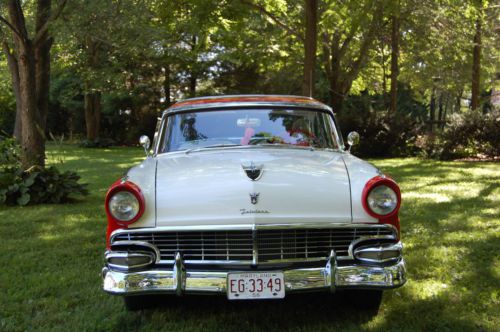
[173,252,186,296]
[164,101,333,115]
[105,251,155,271]
[326,250,337,293]
[110,240,162,264]
[102,259,406,295]
[252,226,258,265]
[110,224,398,265]
[353,242,403,264]
[347,235,398,259]
[111,223,396,238]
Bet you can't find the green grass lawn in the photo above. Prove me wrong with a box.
[1,145,499,331]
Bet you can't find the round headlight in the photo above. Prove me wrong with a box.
[108,191,140,222]
[367,185,398,216]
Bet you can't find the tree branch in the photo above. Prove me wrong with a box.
[345,4,383,84]
[0,15,24,41]
[240,0,304,41]
[34,0,68,46]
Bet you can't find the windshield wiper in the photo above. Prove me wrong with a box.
[185,144,241,154]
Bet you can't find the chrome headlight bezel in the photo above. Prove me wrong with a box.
[367,185,398,216]
[108,191,140,222]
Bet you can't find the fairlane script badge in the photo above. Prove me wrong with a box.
[242,162,263,181]
[240,209,270,215]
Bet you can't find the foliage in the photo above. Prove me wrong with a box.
[338,90,424,157]
[0,138,88,206]
[78,138,116,149]
[0,166,89,206]
[414,110,500,160]
[0,136,19,165]
[0,61,15,135]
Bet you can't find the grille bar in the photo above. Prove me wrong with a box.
[111,226,395,263]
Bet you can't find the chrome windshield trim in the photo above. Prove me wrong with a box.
[164,101,333,115]
[156,145,343,157]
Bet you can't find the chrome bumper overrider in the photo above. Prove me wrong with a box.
[102,251,406,295]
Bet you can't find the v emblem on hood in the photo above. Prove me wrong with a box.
[242,162,263,181]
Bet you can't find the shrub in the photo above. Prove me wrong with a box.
[438,110,500,159]
[414,110,500,160]
[0,136,19,165]
[338,109,420,158]
[0,166,89,206]
[0,137,88,206]
[78,138,115,148]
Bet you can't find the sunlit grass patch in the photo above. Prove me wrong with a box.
[0,148,498,331]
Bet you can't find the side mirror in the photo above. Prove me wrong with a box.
[139,135,151,157]
[347,131,360,152]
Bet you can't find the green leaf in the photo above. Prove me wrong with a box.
[24,173,38,187]
[16,193,30,206]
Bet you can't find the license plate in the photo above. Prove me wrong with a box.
[227,272,285,300]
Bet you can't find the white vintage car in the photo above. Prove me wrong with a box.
[102,95,406,311]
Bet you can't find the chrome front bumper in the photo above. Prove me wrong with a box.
[102,251,406,296]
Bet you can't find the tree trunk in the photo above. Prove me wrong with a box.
[35,0,52,129]
[429,89,436,133]
[189,74,196,98]
[2,42,22,141]
[18,41,45,168]
[164,65,171,106]
[438,93,444,129]
[390,15,399,113]
[5,0,51,169]
[302,0,317,97]
[471,17,482,111]
[84,90,101,141]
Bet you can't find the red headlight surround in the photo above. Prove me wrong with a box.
[362,176,401,219]
[105,180,145,225]
[105,179,145,248]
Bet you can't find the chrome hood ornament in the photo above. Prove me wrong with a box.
[242,162,263,181]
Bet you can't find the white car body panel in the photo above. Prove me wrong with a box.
[341,153,380,223]
[126,157,156,228]
[154,148,351,227]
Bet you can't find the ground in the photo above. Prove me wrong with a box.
[0,144,499,331]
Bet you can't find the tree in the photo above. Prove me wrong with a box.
[0,0,67,169]
[303,0,318,96]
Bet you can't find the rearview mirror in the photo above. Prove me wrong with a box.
[139,135,151,157]
[347,131,360,152]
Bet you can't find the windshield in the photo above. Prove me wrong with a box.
[159,108,340,153]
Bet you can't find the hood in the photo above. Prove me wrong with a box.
[155,148,351,227]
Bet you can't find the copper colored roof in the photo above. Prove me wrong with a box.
[165,95,332,114]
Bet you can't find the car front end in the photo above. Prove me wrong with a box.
[102,95,406,309]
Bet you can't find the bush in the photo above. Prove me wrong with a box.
[338,109,420,158]
[0,136,19,165]
[0,137,88,206]
[439,110,500,159]
[416,110,500,160]
[78,138,116,148]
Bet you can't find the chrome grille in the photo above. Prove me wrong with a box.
[113,230,254,262]
[111,226,395,263]
[257,228,393,261]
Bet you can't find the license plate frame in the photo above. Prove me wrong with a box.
[227,272,285,300]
